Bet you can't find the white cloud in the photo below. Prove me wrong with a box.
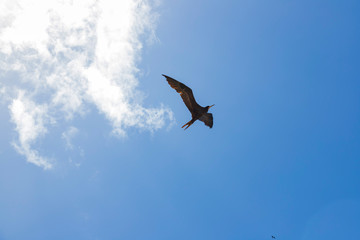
[0,0,173,169]
[9,91,53,169]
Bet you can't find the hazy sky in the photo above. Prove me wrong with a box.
[0,0,359,239]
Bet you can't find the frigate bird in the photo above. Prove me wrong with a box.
[163,74,214,130]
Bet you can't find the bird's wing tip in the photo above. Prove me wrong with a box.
[163,74,172,81]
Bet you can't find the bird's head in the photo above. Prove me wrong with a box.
[206,104,215,112]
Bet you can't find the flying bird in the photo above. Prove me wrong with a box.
[163,74,214,130]
[272,236,276,239]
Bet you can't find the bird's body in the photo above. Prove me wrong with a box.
[163,74,214,130]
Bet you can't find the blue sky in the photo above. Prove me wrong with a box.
[0,0,360,239]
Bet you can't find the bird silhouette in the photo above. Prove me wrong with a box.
[163,74,214,130]
[272,236,276,239]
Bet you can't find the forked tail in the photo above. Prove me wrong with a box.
[181,119,196,130]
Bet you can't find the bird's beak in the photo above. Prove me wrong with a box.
[209,104,215,109]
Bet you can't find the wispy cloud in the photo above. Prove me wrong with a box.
[62,126,79,150]
[0,0,173,169]
[9,91,53,169]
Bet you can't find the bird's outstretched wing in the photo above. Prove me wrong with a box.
[163,74,199,112]
[199,113,213,128]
